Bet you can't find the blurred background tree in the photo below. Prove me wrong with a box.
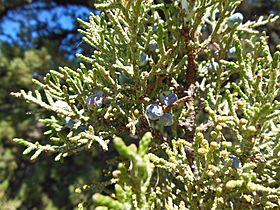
[0,0,278,209]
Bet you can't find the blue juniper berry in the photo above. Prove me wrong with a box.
[162,93,178,106]
[227,12,243,28]
[146,104,164,120]
[229,155,242,169]
[159,113,173,126]
[86,91,104,109]
[139,51,148,67]
[148,39,158,51]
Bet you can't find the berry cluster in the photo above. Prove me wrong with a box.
[145,93,177,126]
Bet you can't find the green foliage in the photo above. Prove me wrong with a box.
[11,0,280,209]
[93,132,154,209]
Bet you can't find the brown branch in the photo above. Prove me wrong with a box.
[181,26,200,174]
[182,27,198,143]
[183,28,198,88]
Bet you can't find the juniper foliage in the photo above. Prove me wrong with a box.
[12,0,280,209]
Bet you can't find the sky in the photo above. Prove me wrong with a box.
[0,2,100,60]
[0,2,99,45]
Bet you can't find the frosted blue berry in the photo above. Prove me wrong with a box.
[86,91,103,109]
[148,39,158,51]
[229,155,241,169]
[207,62,219,71]
[228,47,236,58]
[159,113,173,126]
[146,104,164,120]
[54,100,70,111]
[33,71,39,78]
[65,117,79,128]
[139,51,148,67]
[227,13,243,28]
[161,93,178,106]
